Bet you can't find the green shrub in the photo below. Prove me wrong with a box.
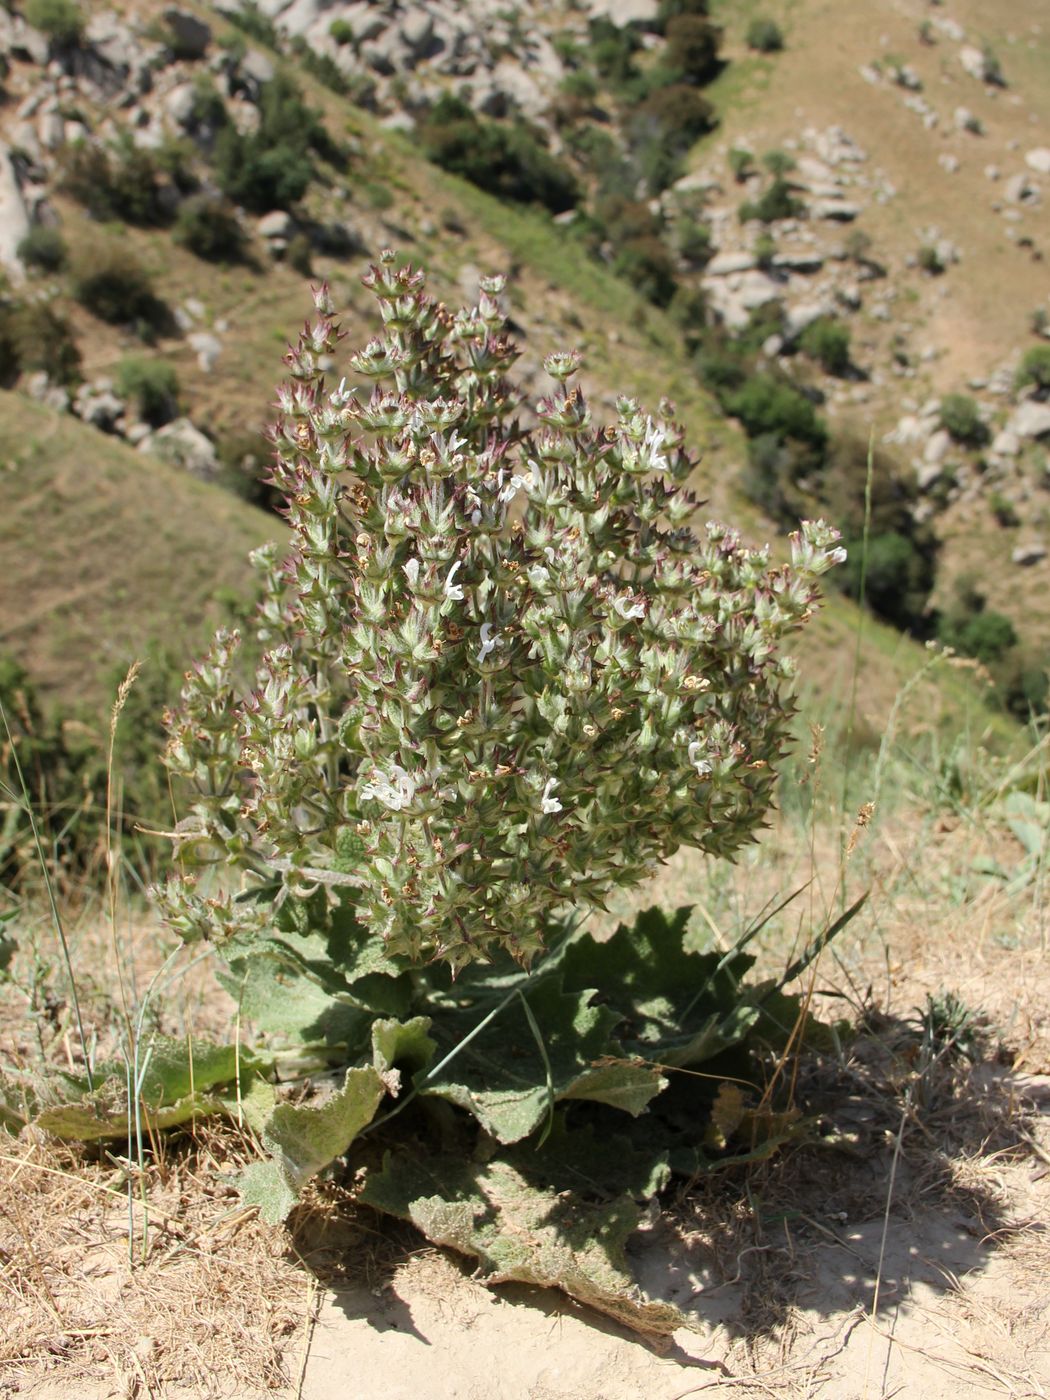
[115,356,180,427]
[420,95,579,213]
[173,194,246,262]
[728,147,754,182]
[17,225,68,274]
[938,592,1017,664]
[739,176,803,224]
[612,235,677,307]
[1016,344,1050,392]
[0,297,81,387]
[661,14,723,85]
[629,83,716,192]
[842,531,936,632]
[746,18,784,52]
[655,0,710,28]
[726,373,826,447]
[762,149,795,177]
[676,217,713,265]
[23,0,83,45]
[989,490,1020,527]
[939,393,989,446]
[59,137,171,226]
[214,72,334,213]
[587,16,643,92]
[329,17,354,44]
[799,317,851,375]
[288,34,352,96]
[71,244,166,331]
[223,0,279,48]
[917,244,946,275]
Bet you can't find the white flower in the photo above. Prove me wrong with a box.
[614,594,646,621]
[498,473,527,503]
[687,740,712,778]
[527,564,550,590]
[828,545,848,566]
[361,764,417,811]
[478,622,499,662]
[330,376,355,407]
[403,558,420,588]
[643,419,669,473]
[444,559,464,601]
[540,778,563,814]
[471,508,483,527]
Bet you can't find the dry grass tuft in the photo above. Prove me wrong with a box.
[0,1123,312,1398]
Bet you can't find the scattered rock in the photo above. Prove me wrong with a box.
[142,418,219,478]
[1025,148,1050,176]
[24,371,69,414]
[704,251,757,276]
[923,429,953,465]
[258,210,295,240]
[187,331,223,372]
[0,146,31,281]
[954,107,982,134]
[1011,542,1047,566]
[73,382,126,432]
[1004,172,1039,205]
[1008,401,1050,441]
[959,45,997,84]
[938,154,960,174]
[990,429,1020,458]
[811,199,861,221]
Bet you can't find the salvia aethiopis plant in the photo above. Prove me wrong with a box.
[159,252,844,971]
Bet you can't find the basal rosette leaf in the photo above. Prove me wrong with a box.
[421,976,665,1143]
[360,1149,686,1336]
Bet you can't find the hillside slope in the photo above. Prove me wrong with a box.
[0,391,277,704]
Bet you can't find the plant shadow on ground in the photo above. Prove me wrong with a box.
[287,1009,1049,1366]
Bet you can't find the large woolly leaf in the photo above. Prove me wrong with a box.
[561,907,757,1065]
[360,1149,686,1336]
[423,977,665,1143]
[32,1037,271,1142]
[371,1015,436,1094]
[242,1065,387,1223]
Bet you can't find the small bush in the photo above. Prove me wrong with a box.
[420,95,579,213]
[843,531,936,631]
[0,298,81,386]
[739,177,802,224]
[939,607,1017,664]
[1016,345,1050,392]
[59,137,171,226]
[762,149,795,177]
[939,393,989,446]
[726,372,826,447]
[71,244,166,332]
[328,18,354,44]
[676,217,713,265]
[223,0,279,48]
[629,83,717,192]
[799,317,851,375]
[17,225,68,274]
[213,72,334,213]
[728,147,754,183]
[917,244,946,275]
[173,194,246,262]
[612,236,677,307]
[989,490,1020,527]
[746,18,784,53]
[115,356,180,427]
[662,14,723,86]
[655,0,710,29]
[24,0,83,45]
